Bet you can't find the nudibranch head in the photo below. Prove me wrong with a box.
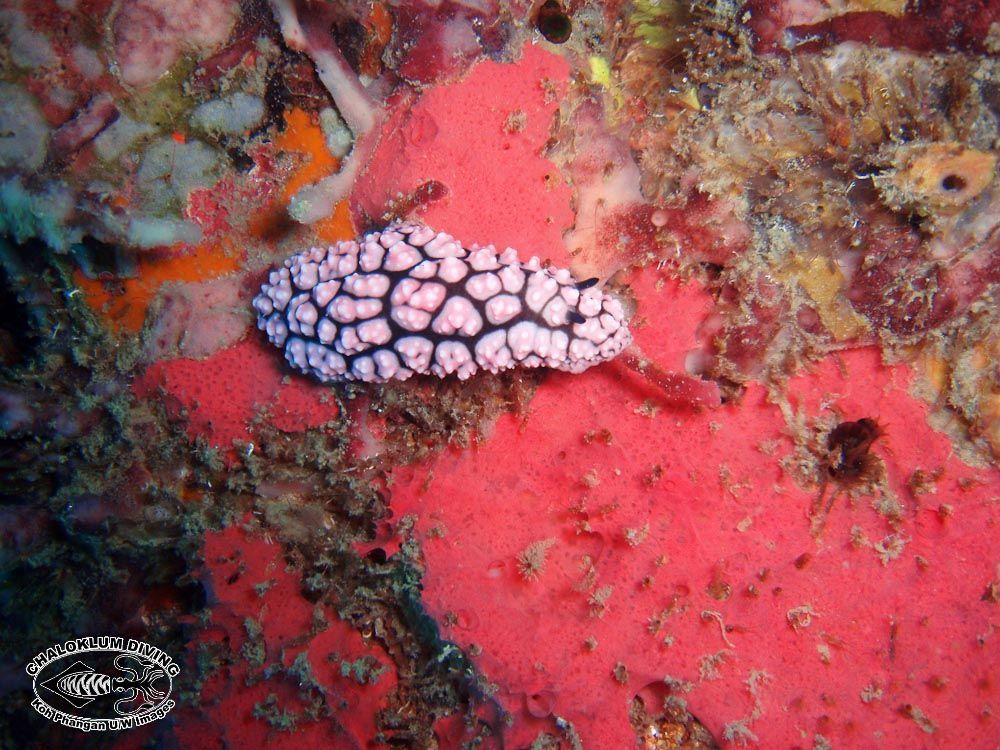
[253,223,632,382]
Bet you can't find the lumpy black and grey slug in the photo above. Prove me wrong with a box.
[253,222,632,382]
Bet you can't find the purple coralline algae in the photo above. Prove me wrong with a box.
[253,223,632,382]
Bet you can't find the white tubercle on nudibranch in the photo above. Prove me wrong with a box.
[253,222,632,383]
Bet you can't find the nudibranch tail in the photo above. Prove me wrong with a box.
[618,347,723,409]
[253,222,632,383]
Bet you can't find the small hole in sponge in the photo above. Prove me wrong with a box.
[525,690,556,718]
[940,174,966,192]
[536,0,572,44]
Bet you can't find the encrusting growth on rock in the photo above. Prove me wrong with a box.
[517,538,556,581]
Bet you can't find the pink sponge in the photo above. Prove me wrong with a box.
[352,43,575,269]
[170,525,397,749]
[386,267,1000,748]
[134,338,340,460]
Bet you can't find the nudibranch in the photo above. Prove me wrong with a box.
[253,222,632,383]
